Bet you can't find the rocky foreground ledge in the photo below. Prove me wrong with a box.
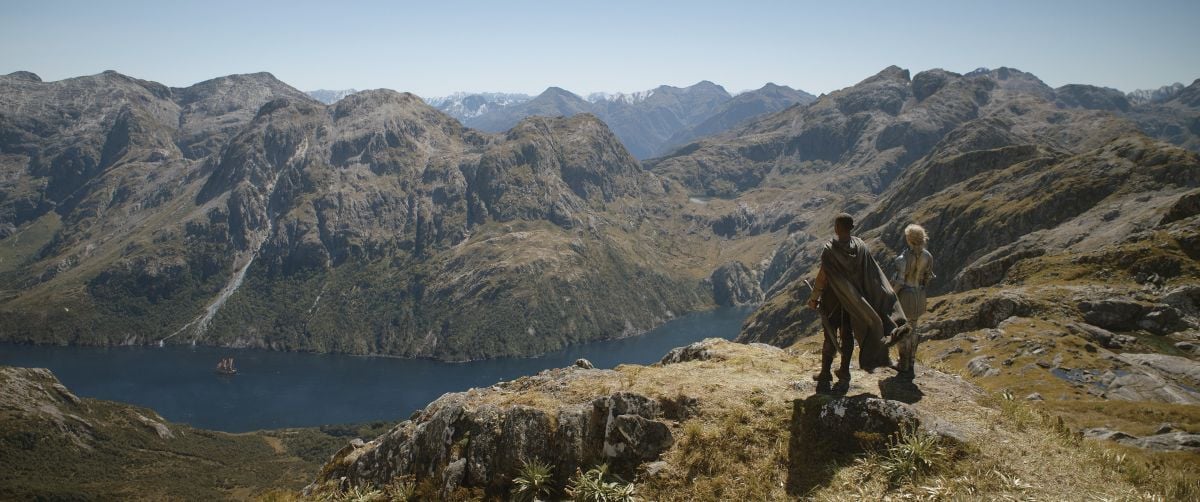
[305,339,1196,500]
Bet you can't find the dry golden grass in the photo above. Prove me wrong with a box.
[263,338,1200,501]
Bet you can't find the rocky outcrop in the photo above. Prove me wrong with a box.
[1084,427,1200,452]
[305,339,1007,500]
[1091,353,1200,405]
[966,356,1000,378]
[0,366,95,449]
[792,394,966,452]
[708,261,764,306]
[1078,298,1188,335]
[1066,322,1137,349]
[309,373,677,497]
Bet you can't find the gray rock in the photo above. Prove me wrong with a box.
[1174,341,1200,354]
[936,346,964,361]
[1117,353,1200,386]
[574,358,594,369]
[1139,306,1186,335]
[793,394,966,453]
[1079,298,1146,331]
[1162,284,1200,316]
[660,338,725,364]
[967,356,1000,377]
[1067,322,1125,348]
[308,389,675,495]
[1083,427,1137,442]
[1084,427,1200,452]
[1099,369,1200,405]
[1025,392,1044,401]
[442,458,466,495]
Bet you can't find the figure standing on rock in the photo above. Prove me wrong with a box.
[805,213,911,393]
[892,224,935,380]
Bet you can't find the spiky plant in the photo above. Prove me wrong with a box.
[880,426,948,485]
[566,464,637,502]
[511,459,555,502]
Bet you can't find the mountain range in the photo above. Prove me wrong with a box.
[1,66,1198,364]
[2,64,1199,499]
[306,89,359,105]
[454,82,816,159]
[306,83,816,160]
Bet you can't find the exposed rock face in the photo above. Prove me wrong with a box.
[1066,322,1136,349]
[709,261,764,306]
[309,380,676,497]
[0,366,95,448]
[966,356,1000,378]
[792,394,966,452]
[1084,427,1200,452]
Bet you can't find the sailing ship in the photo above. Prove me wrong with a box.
[216,357,238,375]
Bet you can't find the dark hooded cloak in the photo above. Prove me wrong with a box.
[817,236,907,371]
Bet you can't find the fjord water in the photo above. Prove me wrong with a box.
[0,307,751,432]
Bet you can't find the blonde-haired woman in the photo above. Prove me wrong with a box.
[893,224,935,380]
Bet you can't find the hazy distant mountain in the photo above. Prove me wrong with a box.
[588,81,733,159]
[462,81,744,159]
[423,92,531,121]
[662,83,816,154]
[307,88,358,104]
[459,87,590,132]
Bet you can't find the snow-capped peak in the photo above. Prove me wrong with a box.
[587,89,655,104]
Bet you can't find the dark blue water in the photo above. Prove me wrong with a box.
[0,307,751,432]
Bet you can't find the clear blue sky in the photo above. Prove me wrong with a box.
[2,0,1197,97]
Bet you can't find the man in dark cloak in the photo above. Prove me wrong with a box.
[806,213,910,391]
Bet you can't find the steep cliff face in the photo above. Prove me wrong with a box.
[0,74,722,360]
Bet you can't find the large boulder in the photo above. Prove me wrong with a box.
[307,388,676,497]
[1078,298,1147,331]
[791,394,965,455]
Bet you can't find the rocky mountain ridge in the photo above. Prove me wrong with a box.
[460,81,814,159]
[0,70,722,361]
[2,65,1197,366]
